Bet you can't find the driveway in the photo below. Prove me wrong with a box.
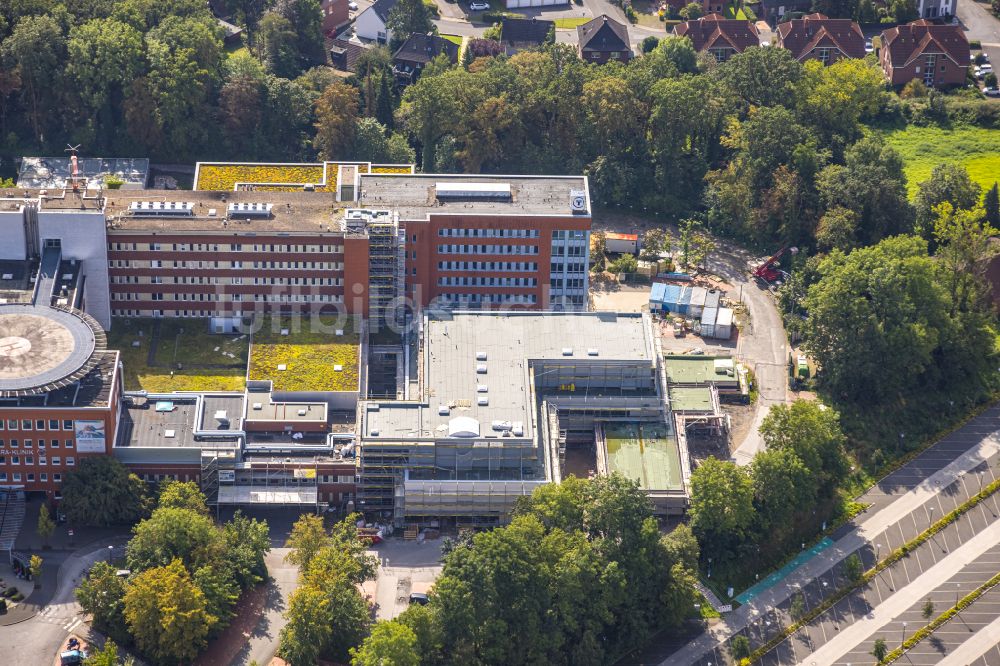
[957,0,1000,67]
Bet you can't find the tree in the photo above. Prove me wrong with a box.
[640,35,659,53]
[157,480,209,514]
[37,504,55,547]
[679,2,702,19]
[922,597,935,620]
[890,0,918,22]
[871,636,888,662]
[29,554,42,584]
[815,206,859,252]
[914,164,982,241]
[590,231,607,270]
[730,634,751,660]
[641,228,671,260]
[900,79,928,99]
[844,553,863,583]
[223,511,271,590]
[278,0,325,68]
[986,72,999,89]
[284,513,329,570]
[124,559,215,665]
[83,640,121,666]
[932,202,999,315]
[350,621,420,666]
[718,46,804,109]
[984,182,1000,227]
[61,457,151,527]
[689,457,755,557]
[126,507,226,573]
[77,561,128,640]
[855,0,878,21]
[386,0,434,49]
[279,586,333,666]
[812,0,858,17]
[313,81,360,159]
[796,58,884,143]
[751,448,816,534]
[260,12,299,78]
[608,253,638,275]
[802,236,971,403]
[790,592,806,620]
[0,15,65,143]
[759,400,849,498]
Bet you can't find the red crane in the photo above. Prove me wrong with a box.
[752,246,797,283]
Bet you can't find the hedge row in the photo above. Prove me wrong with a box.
[742,475,1000,665]
[881,570,1000,664]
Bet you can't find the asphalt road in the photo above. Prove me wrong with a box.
[958,0,1000,69]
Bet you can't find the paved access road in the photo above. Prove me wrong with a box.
[958,0,1000,71]
[658,403,1000,665]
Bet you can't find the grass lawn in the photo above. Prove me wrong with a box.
[553,17,591,28]
[248,315,360,392]
[440,33,463,45]
[107,318,248,393]
[881,124,1000,196]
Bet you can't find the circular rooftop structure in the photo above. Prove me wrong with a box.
[0,304,106,397]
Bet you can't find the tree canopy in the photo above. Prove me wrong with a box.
[61,457,151,527]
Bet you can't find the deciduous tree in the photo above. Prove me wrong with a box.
[313,80,360,159]
[351,620,420,666]
[689,457,755,557]
[61,457,151,527]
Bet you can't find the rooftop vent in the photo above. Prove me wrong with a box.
[475,351,487,361]
[587,348,599,356]
[477,384,488,393]
[252,402,263,410]
[129,201,195,216]
[435,182,512,200]
[227,202,273,218]
[561,348,573,356]
[438,405,450,415]
[476,364,487,374]
[477,396,489,406]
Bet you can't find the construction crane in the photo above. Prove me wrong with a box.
[752,246,797,283]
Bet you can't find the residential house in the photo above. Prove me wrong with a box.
[917,0,953,19]
[321,0,351,35]
[393,33,460,85]
[577,15,633,64]
[328,37,371,72]
[673,14,759,62]
[880,19,970,88]
[774,13,865,65]
[500,17,554,54]
[354,0,398,44]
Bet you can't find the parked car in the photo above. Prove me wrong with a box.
[984,87,1000,97]
[469,1,490,9]
[348,0,358,8]
[865,39,873,54]
[981,63,994,75]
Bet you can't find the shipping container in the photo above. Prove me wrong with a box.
[700,306,718,338]
[688,286,708,318]
[713,307,733,339]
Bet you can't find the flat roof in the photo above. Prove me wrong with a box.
[669,386,714,412]
[365,312,653,440]
[117,395,244,448]
[18,157,149,189]
[604,421,683,491]
[663,355,739,386]
[357,173,591,219]
[248,316,360,392]
[246,399,327,423]
[104,190,346,233]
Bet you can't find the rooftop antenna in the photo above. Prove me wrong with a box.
[65,144,82,192]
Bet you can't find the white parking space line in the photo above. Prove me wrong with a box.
[936,613,1000,666]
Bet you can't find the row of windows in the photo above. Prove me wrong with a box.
[0,455,74,466]
[438,228,540,238]
[437,245,539,255]
[549,262,587,274]
[111,260,343,270]
[113,243,343,253]
[550,278,586,289]
[114,293,344,304]
[0,439,74,449]
[0,472,61,483]
[437,261,538,272]
[320,474,356,484]
[551,246,585,257]
[552,230,588,240]
[437,277,537,287]
[113,276,342,286]
[438,293,538,304]
[1,419,74,432]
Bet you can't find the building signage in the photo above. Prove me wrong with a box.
[218,470,235,483]
[74,420,107,453]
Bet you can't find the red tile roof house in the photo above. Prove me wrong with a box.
[880,20,970,89]
[672,14,760,62]
[774,13,866,65]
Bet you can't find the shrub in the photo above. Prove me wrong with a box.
[970,39,981,49]
[0,598,6,613]
[104,176,125,190]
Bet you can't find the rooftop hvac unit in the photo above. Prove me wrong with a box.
[477,396,489,406]
[227,202,273,218]
[477,384,488,393]
[512,422,524,436]
[570,190,587,214]
[475,351,487,361]
[587,348,599,356]
[438,405,450,415]
[561,348,573,356]
[476,364,487,374]
[129,201,195,216]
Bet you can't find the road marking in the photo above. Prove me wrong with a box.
[934,612,1000,665]
[795,516,1000,665]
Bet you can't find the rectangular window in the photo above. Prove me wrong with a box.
[52,457,61,465]
[41,473,48,482]
[36,420,45,430]
[63,420,73,430]
[66,440,74,449]
[67,457,75,466]
[21,420,31,430]
[49,420,58,430]
[12,473,20,482]
[6,420,16,430]
[54,473,62,483]
[26,473,34,482]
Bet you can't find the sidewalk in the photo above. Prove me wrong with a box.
[660,407,1000,664]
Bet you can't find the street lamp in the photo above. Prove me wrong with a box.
[875,543,882,563]
[107,545,114,562]
[928,505,935,529]
[901,621,907,647]
[707,557,712,579]
[956,583,961,610]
